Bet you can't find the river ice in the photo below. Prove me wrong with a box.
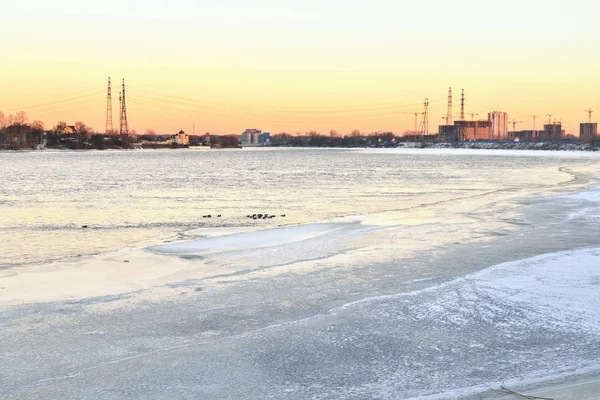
[3,246,600,399]
[3,151,600,399]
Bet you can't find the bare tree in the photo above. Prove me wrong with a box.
[329,129,339,138]
[350,129,361,137]
[15,111,28,125]
[0,111,4,129]
[75,122,94,135]
[30,120,45,144]
[31,120,44,131]
[145,128,156,135]
[75,121,93,142]
[75,122,87,143]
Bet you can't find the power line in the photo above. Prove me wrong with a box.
[0,87,105,113]
[126,97,402,124]
[126,85,444,113]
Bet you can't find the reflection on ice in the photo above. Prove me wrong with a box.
[148,223,347,255]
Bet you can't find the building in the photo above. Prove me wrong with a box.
[0,124,43,149]
[438,125,457,141]
[488,111,508,141]
[259,132,271,144]
[454,120,493,141]
[172,130,189,145]
[61,125,76,135]
[508,124,565,142]
[437,120,492,141]
[241,129,261,145]
[507,130,540,142]
[580,123,598,143]
[542,123,564,140]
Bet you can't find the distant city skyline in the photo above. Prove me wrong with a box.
[1,0,598,134]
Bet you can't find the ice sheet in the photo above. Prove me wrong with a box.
[148,223,347,254]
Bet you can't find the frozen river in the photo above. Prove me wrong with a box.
[2,148,600,399]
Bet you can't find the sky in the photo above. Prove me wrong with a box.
[0,0,598,135]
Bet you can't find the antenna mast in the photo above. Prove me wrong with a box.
[460,89,465,121]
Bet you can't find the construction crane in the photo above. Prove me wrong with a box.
[546,113,553,124]
[398,111,423,135]
[585,109,594,123]
[532,115,540,131]
[509,119,524,131]
[549,118,562,139]
[469,113,479,121]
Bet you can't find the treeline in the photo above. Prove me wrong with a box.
[0,110,138,150]
[269,130,436,147]
[0,111,45,150]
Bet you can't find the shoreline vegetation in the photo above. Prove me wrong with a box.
[1,113,598,151]
[2,140,598,152]
[1,126,598,153]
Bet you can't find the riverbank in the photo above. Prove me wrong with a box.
[2,140,598,152]
[398,141,598,151]
[269,141,598,151]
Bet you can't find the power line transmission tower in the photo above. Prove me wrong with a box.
[460,89,465,121]
[419,98,429,140]
[585,108,594,123]
[119,79,129,136]
[105,77,113,134]
[444,87,453,125]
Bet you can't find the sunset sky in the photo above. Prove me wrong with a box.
[1,0,598,135]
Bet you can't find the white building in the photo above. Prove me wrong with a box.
[241,128,261,145]
[172,130,189,145]
[488,111,508,141]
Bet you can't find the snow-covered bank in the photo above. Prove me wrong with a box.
[364,146,600,157]
[391,141,598,152]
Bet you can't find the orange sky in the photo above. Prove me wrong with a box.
[0,0,598,135]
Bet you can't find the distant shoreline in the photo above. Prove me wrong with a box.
[269,141,598,152]
[1,141,598,152]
